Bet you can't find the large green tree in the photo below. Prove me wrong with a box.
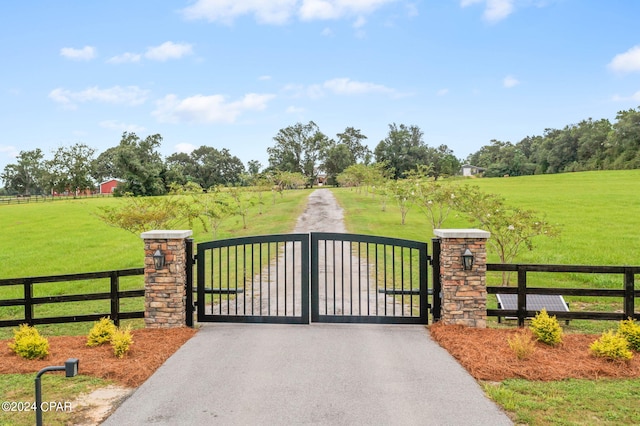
[114,132,166,196]
[47,143,97,195]
[1,149,47,195]
[374,123,430,179]
[166,146,245,189]
[267,121,329,186]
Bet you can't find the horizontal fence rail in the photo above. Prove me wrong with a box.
[486,263,640,326]
[0,268,145,328]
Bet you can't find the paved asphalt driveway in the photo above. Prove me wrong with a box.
[104,323,512,425]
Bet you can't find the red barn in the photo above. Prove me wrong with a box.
[99,179,122,194]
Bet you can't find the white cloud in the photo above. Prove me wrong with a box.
[107,52,142,64]
[60,46,96,61]
[182,0,399,24]
[323,77,396,95]
[286,105,305,113]
[436,88,449,96]
[284,78,400,98]
[608,46,640,73]
[484,0,514,22]
[503,75,520,88]
[353,16,366,28]
[321,27,334,36]
[461,0,514,23]
[612,91,640,102]
[99,120,146,133]
[49,86,149,109]
[175,143,197,153]
[258,75,272,81]
[0,145,19,160]
[145,42,193,61]
[153,93,275,124]
[182,0,298,24]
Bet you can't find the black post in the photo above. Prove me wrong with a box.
[110,272,120,327]
[517,267,527,327]
[185,238,194,327]
[624,268,634,320]
[431,238,442,322]
[24,279,33,326]
[35,366,63,426]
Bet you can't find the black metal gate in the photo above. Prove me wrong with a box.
[194,233,436,324]
[196,234,309,324]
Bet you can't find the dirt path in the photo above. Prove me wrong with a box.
[209,189,410,318]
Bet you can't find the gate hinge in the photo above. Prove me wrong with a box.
[427,255,433,265]
[192,254,198,265]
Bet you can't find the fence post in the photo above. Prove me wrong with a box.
[433,229,490,328]
[141,230,193,328]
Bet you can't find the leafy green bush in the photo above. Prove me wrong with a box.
[86,317,117,347]
[529,309,563,346]
[8,324,50,360]
[590,330,633,361]
[507,329,536,360]
[111,327,133,358]
[618,318,640,351]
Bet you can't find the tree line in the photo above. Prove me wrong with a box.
[0,122,460,196]
[467,107,640,177]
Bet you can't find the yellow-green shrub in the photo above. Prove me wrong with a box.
[590,330,633,361]
[507,329,536,360]
[529,309,563,346]
[111,327,133,358]
[618,318,640,351]
[86,317,117,347]
[8,324,49,360]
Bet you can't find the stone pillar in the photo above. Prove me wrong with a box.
[141,230,193,328]
[433,229,490,328]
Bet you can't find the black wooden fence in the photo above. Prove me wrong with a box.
[486,263,640,326]
[0,268,145,328]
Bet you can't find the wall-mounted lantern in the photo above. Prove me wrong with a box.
[153,249,165,270]
[462,248,474,270]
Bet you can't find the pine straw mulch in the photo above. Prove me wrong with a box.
[429,322,640,381]
[0,327,197,388]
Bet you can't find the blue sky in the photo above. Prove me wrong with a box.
[1,0,639,173]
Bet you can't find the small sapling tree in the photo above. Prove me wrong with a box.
[453,185,560,285]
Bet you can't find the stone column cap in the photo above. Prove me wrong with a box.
[434,229,490,239]
[140,230,193,240]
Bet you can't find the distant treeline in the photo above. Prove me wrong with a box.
[467,107,640,177]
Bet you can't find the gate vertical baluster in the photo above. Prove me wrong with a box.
[276,242,279,316]
[110,272,120,327]
[284,240,287,316]
[366,243,370,316]
[267,242,271,315]
[384,244,388,316]
[517,266,527,327]
[347,241,353,315]
[409,248,413,316]
[332,240,336,315]
[228,246,231,315]
[235,245,238,315]
[324,240,328,315]
[358,242,362,316]
[392,245,396,317]
[250,244,254,316]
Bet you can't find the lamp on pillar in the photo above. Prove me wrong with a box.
[462,248,474,270]
[153,249,165,270]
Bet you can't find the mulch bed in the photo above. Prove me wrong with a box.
[0,327,197,387]
[429,322,640,381]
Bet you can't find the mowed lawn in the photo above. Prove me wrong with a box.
[332,169,640,266]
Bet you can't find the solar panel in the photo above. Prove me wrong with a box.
[496,294,569,312]
[495,294,569,323]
